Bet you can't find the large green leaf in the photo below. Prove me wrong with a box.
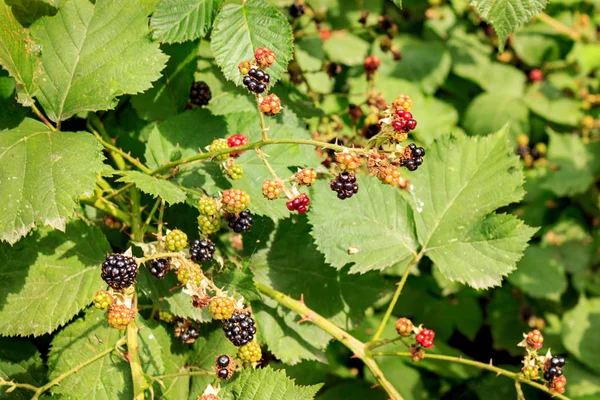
[308,176,418,274]
[220,366,322,400]
[210,0,293,86]
[0,0,40,105]
[0,338,45,399]
[29,0,168,121]
[562,297,600,375]
[508,245,566,300]
[322,32,369,66]
[463,92,529,139]
[0,118,104,244]
[471,0,549,51]
[48,309,131,398]
[151,0,223,43]
[117,171,187,205]
[411,127,537,289]
[524,82,583,126]
[0,220,110,336]
[131,41,199,121]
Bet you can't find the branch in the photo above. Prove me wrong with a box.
[30,103,56,131]
[127,316,147,399]
[535,12,581,41]
[89,114,127,171]
[255,281,404,400]
[256,95,269,141]
[370,352,571,400]
[80,196,132,224]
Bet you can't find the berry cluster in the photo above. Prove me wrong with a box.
[227,134,249,157]
[364,55,381,72]
[254,47,276,68]
[101,254,138,290]
[529,68,543,82]
[190,239,216,263]
[238,341,262,363]
[289,2,305,18]
[177,265,203,286]
[209,296,236,320]
[286,193,310,214]
[526,329,544,349]
[330,172,359,200]
[402,143,425,171]
[209,139,230,161]
[416,328,435,348]
[93,290,113,310]
[222,311,257,346]
[175,321,200,344]
[243,68,270,94]
[336,152,361,170]
[198,214,221,236]
[259,94,281,116]
[549,375,567,395]
[296,168,317,186]
[379,165,403,186]
[262,179,284,199]
[395,317,414,337]
[544,356,566,381]
[393,94,413,112]
[189,81,211,106]
[148,258,170,279]
[215,354,235,380]
[392,110,417,133]
[226,162,244,180]
[222,188,251,213]
[165,229,188,251]
[226,210,253,233]
[107,304,136,330]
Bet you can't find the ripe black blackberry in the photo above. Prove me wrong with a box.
[289,2,305,18]
[222,311,257,346]
[101,254,138,290]
[148,258,170,279]
[242,68,270,94]
[402,143,425,171]
[226,210,253,233]
[544,356,566,380]
[363,123,380,138]
[216,354,231,368]
[175,323,200,344]
[190,239,215,263]
[217,369,230,379]
[551,356,566,368]
[330,172,359,200]
[190,81,211,106]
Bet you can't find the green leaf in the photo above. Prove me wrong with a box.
[253,298,331,365]
[524,82,584,126]
[117,171,186,205]
[0,338,45,399]
[508,245,567,300]
[151,0,223,43]
[512,31,561,67]
[251,218,389,330]
[463,92,529,138]
[0,0,40,105]
[566,360,600,399]
[562,297,600,375]
[131,41,199,121]
[213,267,261,302]
[0,118,104,244]
[488,286,529,354]
[471,0,549,51]
[48,309,131,398]
[541,130,595,196]
[0,220,110,336]
[411,128,537,289]
[322,32,370,66]
[392,0,402,7]
[308,176,418,274]
[210,0,293,86]
[318,381,388,400]
[220,366,322,400]
[5,0,57,27]
[230,110,322,221]
[29,0,168,122]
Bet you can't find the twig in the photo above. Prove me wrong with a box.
[31,103,56,131]
[535,12,580,41]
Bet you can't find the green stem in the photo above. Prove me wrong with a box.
[535,12,580,41]
[150,370,214,381]
[127,318,147,400]
[80,196,132,224]
[141,197,161,237]
[256,148,279,179]
[256,95,269,141]
[255,281,404,400]
[89,114,127,171]
[370,352,571,400]
[31,103,56,131]
[130,188,142,242]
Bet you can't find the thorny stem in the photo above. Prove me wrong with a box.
[31,103,56,131]
[80,196,132,225]
[256,148,279,179]
[535,12,581,41]
[90,126,153,174]
[370,352,571,400]
[515,380,526,400]
[130,188,143,241]
[256,95,269,141]
[255,281,404,400]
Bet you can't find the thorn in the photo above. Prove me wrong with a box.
[370,383,381,389]
[298,313,313,324]
[299,293,305,305]
[124,352,131,362]
[351,353,360,359]
[496,371,501,377]
[489,359,494,366]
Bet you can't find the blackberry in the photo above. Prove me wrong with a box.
[226,210,253,233]
[222,311,257,346]
[363,123,380,138]
[402,143,425,171]
[243,68,270,94]
[215,354,235,380]
[289,2,305,18]
[551,356,566,368]
[238,341,262,363]
[107,304,136,330]
[190,239,215,263]
[190,81,211,106]
[101,254,138,290]
[217,369,230,379]
[148,258,170,279]
[216,354,231,368]
[286,193,310,214]
[330,172,359,200]
[175,322,200,344]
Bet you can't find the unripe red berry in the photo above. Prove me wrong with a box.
[529,69,543,82]
[395,317,414,336]
[255,47,276,68]
[364,55,381,72]
[416,328,435,348]
[227,134,249,157]
[526,329,544,350]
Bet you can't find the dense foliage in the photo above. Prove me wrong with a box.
[0,0,599,399]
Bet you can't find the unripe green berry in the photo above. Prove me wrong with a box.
[210,139,229,161]
[165,229,188,251]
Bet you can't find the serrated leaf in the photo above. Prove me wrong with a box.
[463,92,529,139]
[220,366,322,400]
[471,0,549,51]
[253,298,331,365]
[210,0,293,86]
[29,0,168,122]
[252,218,389,330]
[411,128,537,289]
[508,245,566,300]
[0,118,104,244]
[151,0,223,43]
[131,41,199,121]
[0,0,40,105]
[322,32,369,66]
[230,110,321,221]
[213,267,261,301]
[562,297,600,375]
[524,82,583,126]
[0,338,45,399]
[48,309,132,398]
[308,176,418,274]
[117,171,186,205]
[0,220,110,336]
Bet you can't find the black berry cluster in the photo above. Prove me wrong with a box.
[242,68,270,94]
[226,210,253,233]
[330,172,359,200]
[289,2,305,18]
[222,311,257,346]
[189,81,211,106]
[148,258,170,279]
[175,323,200,344]
[402,143,425,171]
[190,239,215,263]
[101,254,138,290]
[544,356,566,381]
[216,354,233,380]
